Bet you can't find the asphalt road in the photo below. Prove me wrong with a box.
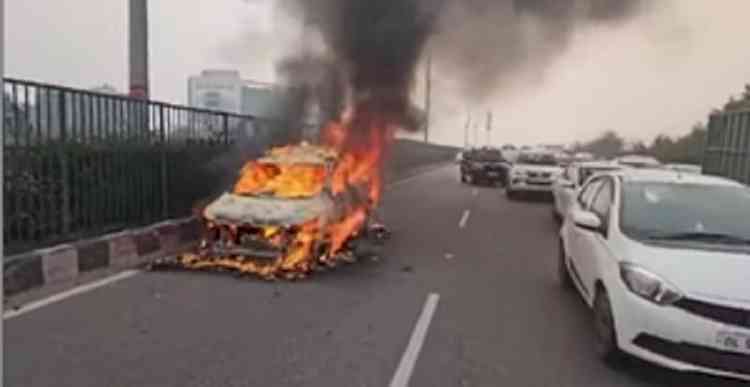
[5,166,747,387]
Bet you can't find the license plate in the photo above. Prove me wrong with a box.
[716,331,750,355]
[487,172,499,177]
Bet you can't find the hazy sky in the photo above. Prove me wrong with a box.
[6,0,750,147]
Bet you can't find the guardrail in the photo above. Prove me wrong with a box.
[703,108,750,185]
[3,78,283,255]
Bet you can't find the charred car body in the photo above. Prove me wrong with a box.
[153,143,389,279]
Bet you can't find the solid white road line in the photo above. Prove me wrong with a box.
[3,270,141,320]
[389,293,440,387]
[458,210,471,229]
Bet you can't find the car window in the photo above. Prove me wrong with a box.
[590,178,614,219]
[577,178,602,209]
[620,182,750,242]
[475,149,504,162]
[517,153,557,165]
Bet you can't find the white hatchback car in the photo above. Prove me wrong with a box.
[552,161,623,220]
[559,169,750,381]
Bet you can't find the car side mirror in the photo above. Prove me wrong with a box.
[571,209,602,232]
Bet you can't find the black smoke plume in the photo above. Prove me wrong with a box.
[277,0,647,130]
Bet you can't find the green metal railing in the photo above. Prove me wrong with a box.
[3,78,282,255]
[703,108,750,185]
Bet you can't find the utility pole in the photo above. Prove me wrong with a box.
[473,121,479,147]
[463,112,471,149]
[129,0,150,99]
[486,111,492,146]
[423,51,432,143]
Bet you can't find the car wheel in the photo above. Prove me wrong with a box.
[460,173,466,183]
[506,189,517,200]
[593,286,623,364]
[466,173,474,185]
[558,240,573,290]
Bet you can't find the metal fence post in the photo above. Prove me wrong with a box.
[223,113,229,147]
[58,91,71,234]
[159,104,168,218]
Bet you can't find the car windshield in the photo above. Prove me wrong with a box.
[517,153,557,165]
[470,149,504,162]
[620,182,750,244]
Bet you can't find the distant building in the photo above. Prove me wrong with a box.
[187,69,331,142]
[187,70,292,119]
[240,80,286,119]
[188,70,244,113]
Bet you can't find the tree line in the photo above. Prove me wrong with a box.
[574,85,750,164]
[573,123,707,165]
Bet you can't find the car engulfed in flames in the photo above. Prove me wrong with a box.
[152,136,390,280]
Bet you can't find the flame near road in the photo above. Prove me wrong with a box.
[165,105,391,280]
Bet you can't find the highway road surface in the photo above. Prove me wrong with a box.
[6,166,746,387]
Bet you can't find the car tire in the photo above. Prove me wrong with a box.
[506,189,516,200]
[466,173,474,185]
[558,240,573,290]
[460,173,466,183]
[593,286,623,364]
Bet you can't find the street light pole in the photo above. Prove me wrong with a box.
[464,112,471,149]
[423,51,431,143]
[486,111,492,146]
[473,121,479,147]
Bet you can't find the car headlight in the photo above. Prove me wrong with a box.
[619,262,683,305]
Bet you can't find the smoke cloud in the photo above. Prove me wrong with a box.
[432,0,646,99]
[276,0,648,125]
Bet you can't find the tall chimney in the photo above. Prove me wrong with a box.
[129,0,149,99]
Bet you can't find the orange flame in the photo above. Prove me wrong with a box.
[328,207,368,256]
[176,105,392,280]
[234,162,327,198]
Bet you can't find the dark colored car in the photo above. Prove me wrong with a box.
[460,148,509,186]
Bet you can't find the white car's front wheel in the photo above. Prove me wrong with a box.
[593,286,623,364]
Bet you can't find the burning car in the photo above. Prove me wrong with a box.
[153,140,390,280]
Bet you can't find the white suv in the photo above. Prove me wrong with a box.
[559,169,750,381]
[506,151,562,199]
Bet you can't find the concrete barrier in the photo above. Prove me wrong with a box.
[3,217,201,297]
